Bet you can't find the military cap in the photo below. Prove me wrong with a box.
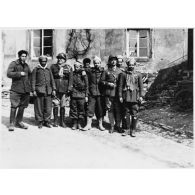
[38,55,48,61]
[56,53,66,60]
[108,55,118,62]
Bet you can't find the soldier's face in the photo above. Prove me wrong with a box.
[128,62,135,71]
[110,59,117,66]
[94,60,101,68]
[74,64,81,71]
[40,59,47,67]
[19,54,27,63]
[117,59,123,67]
[84,63,90,68]
[58,58,66,65]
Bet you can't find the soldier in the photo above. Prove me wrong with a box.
[100,55,122,133]
[50,53,73,127]
[83,58,91,72]
[7,50,31,131]
[31,56,56,128]
[69,61,89,130]
[82,58,91,123]
[118,57,143,137]
[83,56,105,131]
[116,55,126,130]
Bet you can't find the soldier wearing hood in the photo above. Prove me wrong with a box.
[118,57,143,137]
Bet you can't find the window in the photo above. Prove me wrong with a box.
[126,29,151,59]
[31,29,53,59]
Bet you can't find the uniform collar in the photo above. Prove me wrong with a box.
[37,64,48,69]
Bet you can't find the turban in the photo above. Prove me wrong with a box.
[93,56,101,63]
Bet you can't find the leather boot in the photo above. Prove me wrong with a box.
[108,111,115,133]
[53,107,58,127]
[60,107,66,128]
[122,114,131,136]
[8,108,16,131]
[77,118,83,130]
[98,117,105,131]
[72,119,78,130]
[15,107,28,129]
[82,117,92,131]
[130,116,137,137]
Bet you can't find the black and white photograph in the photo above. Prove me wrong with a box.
[0,28,193,168]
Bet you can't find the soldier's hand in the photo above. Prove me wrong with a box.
[108,83,115,88]
[33,91,37,97]
[85,97,88,103]
[119,97,123,103]
[139,97,143,103]
[52,90,56,97]
[21,72,26,76]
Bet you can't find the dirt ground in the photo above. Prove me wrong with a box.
[0,98,194,168]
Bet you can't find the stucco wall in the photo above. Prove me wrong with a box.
[1,28,188,86]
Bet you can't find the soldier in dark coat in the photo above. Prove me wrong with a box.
[7,50,31,131]
[118,57,143,137]
[31,56,56,128]
[69,61,89,130]
[83,56,105,131]
[116,55,126,130]
[50,53,73,127]
[82,58,91,123]
[100,55,122,133]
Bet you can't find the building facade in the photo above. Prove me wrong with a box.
[1,28,188,86]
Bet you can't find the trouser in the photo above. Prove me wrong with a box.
[69,98,85,120]
[87,96,105,119]
[34,94,52,122]
[124,102,139,129]
[105,96,121,127]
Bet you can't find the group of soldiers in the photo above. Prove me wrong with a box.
[7,50,143,137]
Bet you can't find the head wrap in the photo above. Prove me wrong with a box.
[93,56,101,63]
[126,57,136,65]
[56,53,66,60]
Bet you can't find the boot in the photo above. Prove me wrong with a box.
[77,118,83,130]
[130,116,137,137]
[8,108,16,131]
[44,121,52,128]
[109,126,114,134]
[108,111,115,134]
[72,119,78,130]
[122,114,131,136]
[15,107,28,129]
[60,107,66,128]
[98,117,105,131]
[38,121,43,129]
[82,117,92,131]
[122,129,130,136]
[53,107,58,127]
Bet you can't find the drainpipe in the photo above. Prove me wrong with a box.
[187,29,193,70]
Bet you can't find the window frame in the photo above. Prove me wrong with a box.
[30,29,53,60]
[126,29,151,61]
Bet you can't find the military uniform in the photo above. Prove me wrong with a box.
[7,59,31,130]
[118,69,143,136]
[50,63,73,127]
[31,65,56,125]
[69,69,88,129]
[100,66,122,132]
